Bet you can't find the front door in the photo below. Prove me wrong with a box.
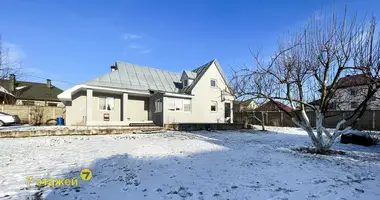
[224,102,231,123]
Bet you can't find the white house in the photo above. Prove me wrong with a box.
[58,59,235,126]
[310,74,380,110]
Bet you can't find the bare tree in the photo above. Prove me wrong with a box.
[0,34,22,103]
[233,99,266,130]
[231,8,380,153]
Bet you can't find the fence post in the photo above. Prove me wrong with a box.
[280,112,284,126]
[1,104,3,112]
[373,110,376,130]
[28,107,31,124]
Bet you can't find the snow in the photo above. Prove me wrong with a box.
[0,125,152,133]
[0,126,379,200]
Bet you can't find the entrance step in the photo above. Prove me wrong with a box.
[129,122,157,127]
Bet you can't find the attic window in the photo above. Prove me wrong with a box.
[210,79,216,88]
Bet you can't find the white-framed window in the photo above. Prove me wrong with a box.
[211,101,217,112]
[167,98,191,112]
[210,79,217,88]
[184,99,191,111]
[155,99,162,113]
[99,97,115,110]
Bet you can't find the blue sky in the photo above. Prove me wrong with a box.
[0,0,379,90]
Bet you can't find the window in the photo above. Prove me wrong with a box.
[183,79,188,87]
[155,99,162,113]
[351,101,358,109]
[22,100,35,106]
[47,103,58,107]
[210,79,216,88]
[99,97,114,110]
[211,101,217,112]
[167,98,191,111]
[184,99,191,111]
[350,89,357,96]
[168,99,175,111]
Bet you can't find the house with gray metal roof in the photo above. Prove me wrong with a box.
[58,59,235,126]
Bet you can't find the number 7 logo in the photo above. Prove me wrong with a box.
[80,168,93,181]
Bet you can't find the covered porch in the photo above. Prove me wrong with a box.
[59,85,155,126]
[84,87,152,126]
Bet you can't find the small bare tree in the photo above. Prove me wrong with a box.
[233,99,266,130]
[231,8,380,153]
[29,106,44,125]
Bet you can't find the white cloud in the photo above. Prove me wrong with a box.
[127,43,152,54]
[140,49,152,54]
[122,33,142,40]
[129,44,143,49]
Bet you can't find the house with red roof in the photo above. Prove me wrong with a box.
[309,74,380,110]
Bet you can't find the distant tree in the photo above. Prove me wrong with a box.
[0,34,22,103]
[231,8,380,153]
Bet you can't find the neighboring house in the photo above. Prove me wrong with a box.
[0,74,64,107]
[309,74,380,111]
[58,59,235,126]
[255,100,293,112]
[233,99,258,112]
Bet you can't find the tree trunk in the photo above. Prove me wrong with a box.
[261,112,265,131]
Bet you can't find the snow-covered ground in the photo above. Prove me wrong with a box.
[0,126,379,200]
[0,125,154,132]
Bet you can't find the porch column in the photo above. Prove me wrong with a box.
[123,93,128,121]
[230,102,234,123]
[86,89,93,122]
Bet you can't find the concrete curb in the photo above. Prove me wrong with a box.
[0,127,165,138]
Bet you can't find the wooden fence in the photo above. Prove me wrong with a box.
[234,110,380,131]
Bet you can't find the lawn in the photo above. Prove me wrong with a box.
[0,126,379,200]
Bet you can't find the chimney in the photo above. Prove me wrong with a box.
[110,65,118,72]
[9,74,15,92]
[47,79,51,88]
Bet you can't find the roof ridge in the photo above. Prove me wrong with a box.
[115,61,182,75]
[191,59,215,72]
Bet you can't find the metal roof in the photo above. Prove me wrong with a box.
[184,70,197,79]
[82,59,228,95]
[83,61,182,93]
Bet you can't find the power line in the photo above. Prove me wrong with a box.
[17,74,74,84]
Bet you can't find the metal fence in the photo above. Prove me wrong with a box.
[234,110,380,131]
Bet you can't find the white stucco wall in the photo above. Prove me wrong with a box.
[164,62,234,124]
[330,85,380,110]
[64,91,87,126]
